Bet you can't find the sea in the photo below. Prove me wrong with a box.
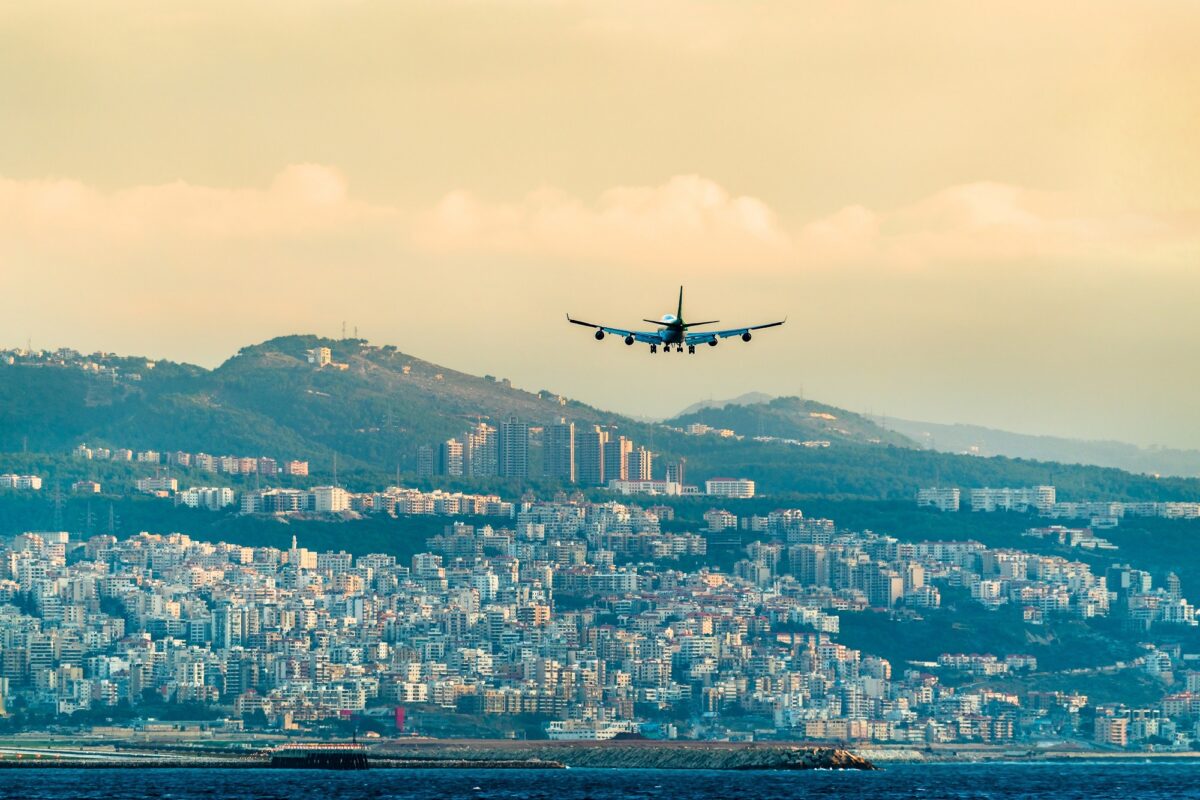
[0,763,1198,800]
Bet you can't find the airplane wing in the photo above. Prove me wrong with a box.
[686,319,785,346]
[567,315,664,344]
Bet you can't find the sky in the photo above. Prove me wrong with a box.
[1,1,1198,447]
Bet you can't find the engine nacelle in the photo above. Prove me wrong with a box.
[594,329,605,340]
[624,335,635,345]
[708,339,718,347]
[742,332,752,342]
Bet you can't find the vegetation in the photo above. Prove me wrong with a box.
[4,335,1200,503]
[669,395,915,447]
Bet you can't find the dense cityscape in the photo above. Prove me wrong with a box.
[4,439,1200,751]
[3,346,1200,756]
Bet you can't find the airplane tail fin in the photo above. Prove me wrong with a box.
[677,286,684,322]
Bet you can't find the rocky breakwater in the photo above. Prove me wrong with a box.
[373,740,876,771]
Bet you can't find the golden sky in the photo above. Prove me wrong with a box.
[2,1,1199,446]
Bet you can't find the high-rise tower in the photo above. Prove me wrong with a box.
[545,418,576,483]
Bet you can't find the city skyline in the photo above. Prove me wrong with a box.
[1,2,1199,448]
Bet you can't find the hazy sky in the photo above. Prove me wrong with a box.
[2,2,1198,446]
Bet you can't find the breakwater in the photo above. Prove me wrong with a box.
[374,740,876,770]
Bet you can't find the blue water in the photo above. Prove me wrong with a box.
[0,763,1198,799]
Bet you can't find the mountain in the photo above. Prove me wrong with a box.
[3,336,1200,502]
[878,417,1200,479]
[668,396,917,448]
[0,335,636,473]
[673,392,776,419]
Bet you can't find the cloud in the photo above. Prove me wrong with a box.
[0,164,390,254]
[0,166,1193,276]
[415,175,1196,271]
[413,175,793,269]
[797,181,1192,269]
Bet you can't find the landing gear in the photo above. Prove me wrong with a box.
[688,345,695,354]
[676,346,684,353]
[649,344,657,354]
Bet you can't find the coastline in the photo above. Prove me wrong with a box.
[7,735,1200,770]
[0,738,873,771]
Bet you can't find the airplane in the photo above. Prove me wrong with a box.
[568,287,784,354]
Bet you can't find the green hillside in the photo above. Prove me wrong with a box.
[2,336,1200,503]
[670,396,916,447]
[0,335,633,471]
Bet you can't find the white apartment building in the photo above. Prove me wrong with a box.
[178,487,235,510]
[135,476,178,493]
[917,487,961,512]
[969,486,1055,513]
[312,486,350,513]
[706,478,756,499]
[0,475,43,490]
[607,479,682,496]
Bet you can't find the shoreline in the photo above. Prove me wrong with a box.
[6,737,1200,770]
[0,740,874,771]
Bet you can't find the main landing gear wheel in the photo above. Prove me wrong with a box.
[687,345,695,354]
[649,344,657,354]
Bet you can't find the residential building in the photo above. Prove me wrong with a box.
[705,478,755,499]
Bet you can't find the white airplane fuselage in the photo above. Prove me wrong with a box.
[656,314,684,345]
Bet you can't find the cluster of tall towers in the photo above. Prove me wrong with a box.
[544,419,653,487]
[420,417,531,480]
[418,417,659,487]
